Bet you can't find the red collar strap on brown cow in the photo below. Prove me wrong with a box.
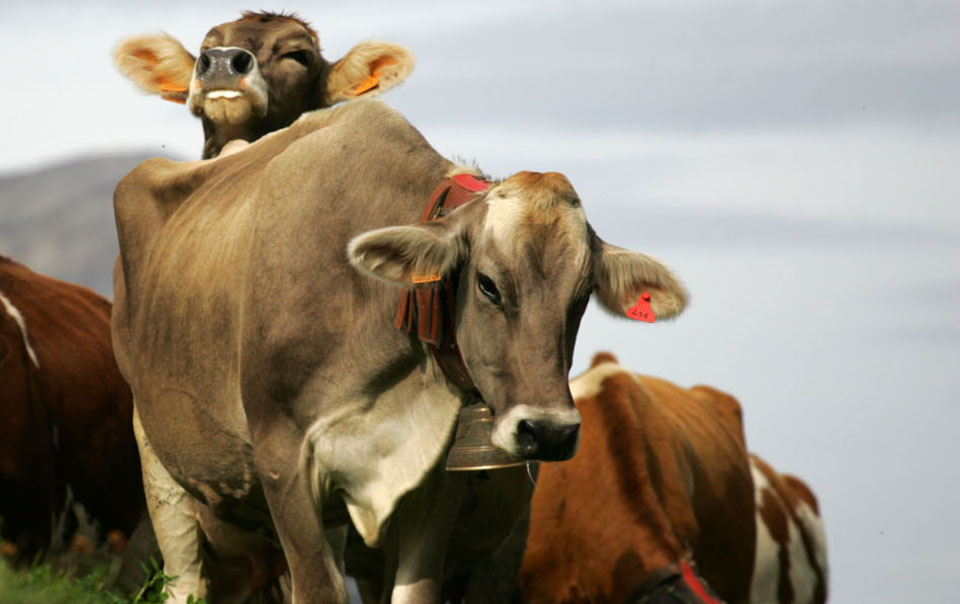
[394,173,490,396]
[629,560,724,604]
[679,560,723,604]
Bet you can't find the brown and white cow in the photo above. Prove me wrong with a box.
[749,455,828,604]
[518,352,756,604]
[0,256,143,564]
[516,353,829,604]
[115,11,414,158]
[111,99,687,603]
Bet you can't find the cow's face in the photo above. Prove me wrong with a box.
[115,11,414,158]
[349,171,687,462]
[188,15,320,132]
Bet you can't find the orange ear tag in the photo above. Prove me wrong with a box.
[626,292,656,323]
[160,82,188,93]
[160,82,188,104]
[412,273,441,284]
[352,74,380,95]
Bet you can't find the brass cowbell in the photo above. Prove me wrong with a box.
[445,402,526,471]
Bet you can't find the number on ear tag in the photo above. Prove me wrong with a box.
[626,292,656,323]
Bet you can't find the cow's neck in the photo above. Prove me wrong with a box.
[303,321,467,547]
[394,174,491,395]
[202,119,268,159]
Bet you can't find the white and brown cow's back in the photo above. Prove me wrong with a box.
[518,353,756,603]
[749,454,828,604]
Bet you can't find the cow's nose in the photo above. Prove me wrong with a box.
[196,47,256,77]
[516,419,580,461]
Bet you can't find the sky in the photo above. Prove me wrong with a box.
[2,1,959,601]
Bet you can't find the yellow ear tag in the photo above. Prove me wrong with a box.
[412,273,441,284]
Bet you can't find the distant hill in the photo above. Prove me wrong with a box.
[0,153,168,296]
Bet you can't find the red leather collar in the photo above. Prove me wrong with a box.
[394,173,490,394]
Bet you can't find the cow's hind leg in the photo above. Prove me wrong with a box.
[133,406,208,604]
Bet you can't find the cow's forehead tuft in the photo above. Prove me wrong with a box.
[483,171,590,259]
[497,171,579,210]
[207,11,319,45]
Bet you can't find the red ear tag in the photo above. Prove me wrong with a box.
[626,292,656,323]
[452,173,489,192]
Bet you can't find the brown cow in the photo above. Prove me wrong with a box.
[111,99,688,603]
[0,256,143,564]
[115,10,414,159]
[749,455,828,604]
[518,352,756,603]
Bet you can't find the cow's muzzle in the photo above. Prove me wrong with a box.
[491,405,581,462]
[196,47,256,84]
[188,46,269,122]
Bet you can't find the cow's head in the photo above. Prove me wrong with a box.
[115,11,414,158]
[348,171,687,462]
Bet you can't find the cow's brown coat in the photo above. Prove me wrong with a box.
[518,353,756,603]
[0,256,142,563]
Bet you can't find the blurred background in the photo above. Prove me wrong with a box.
[1,1,958,601]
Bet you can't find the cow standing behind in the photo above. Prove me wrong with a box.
[115,11,414,159]
[516,352,828,604]
[749,455,828,604]
[111,99,688,603]
[0,256,142,564]
[518,352,756,603]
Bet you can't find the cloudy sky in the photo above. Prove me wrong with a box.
[2,1,959,601]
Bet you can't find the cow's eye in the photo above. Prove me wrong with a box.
[477,273,501,306]
[283,50,310,66]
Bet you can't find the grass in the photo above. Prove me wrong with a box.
[0,557,206,604]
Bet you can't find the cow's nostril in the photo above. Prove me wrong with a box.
[232,52,253,74]
[197,52,212,75]
[516,420,537,456]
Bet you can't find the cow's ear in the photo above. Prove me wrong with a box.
[324,41,415,105]
[114,34,195,104]
[348,221,465,287]
[593,242,688,321]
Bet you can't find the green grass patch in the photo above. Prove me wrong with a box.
[0,557,205,604]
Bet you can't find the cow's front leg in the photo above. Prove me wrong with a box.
[252,420,347,604]
[133,405,207,604]
[387,467,467,604]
